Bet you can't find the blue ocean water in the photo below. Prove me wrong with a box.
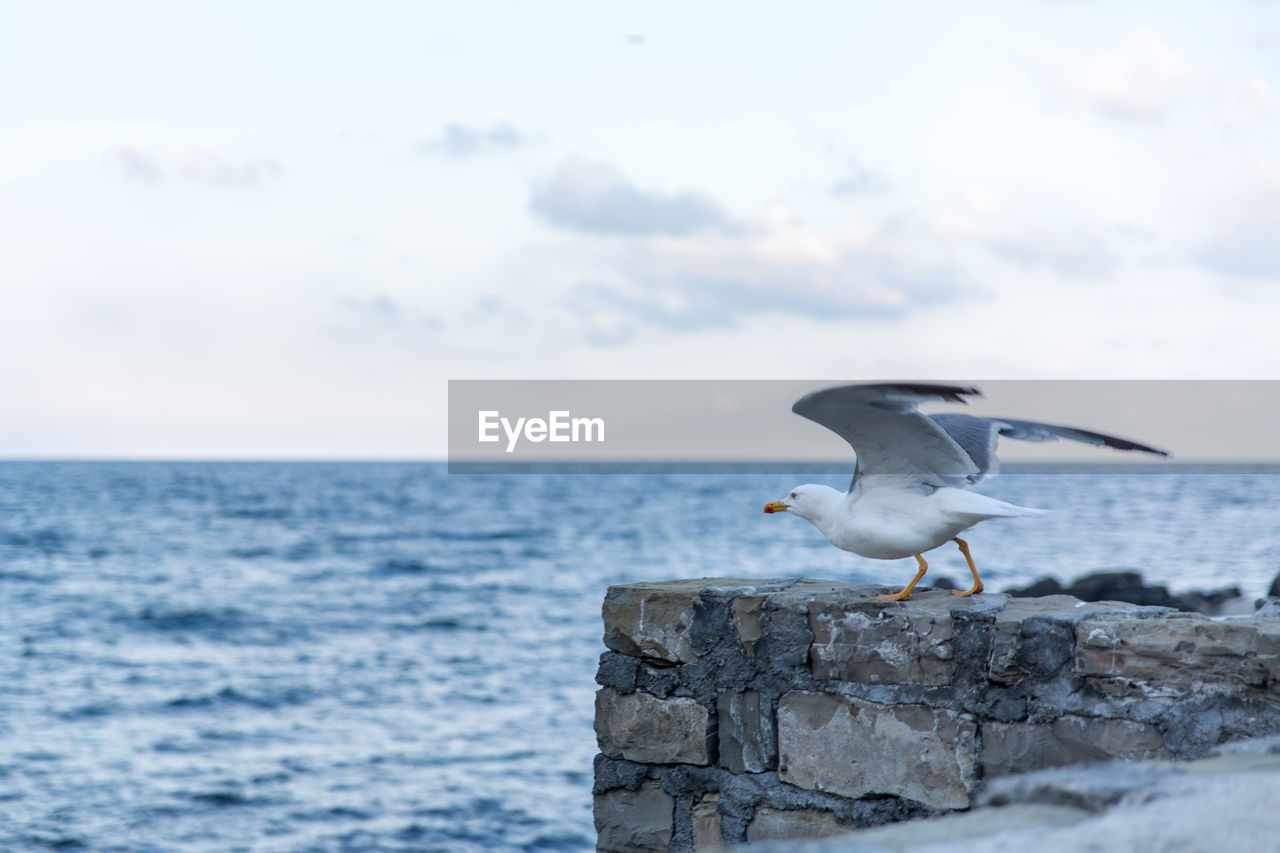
[2,461,1279,852]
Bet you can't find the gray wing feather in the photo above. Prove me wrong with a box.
[791,383,983,492]
[929,413,1170,484]
[927,414,1001,481]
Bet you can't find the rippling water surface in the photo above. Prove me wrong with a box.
[2,462,1278,851]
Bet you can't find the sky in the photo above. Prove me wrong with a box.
[3,1,1280,458]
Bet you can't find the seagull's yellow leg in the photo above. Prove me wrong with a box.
[876,553,929,601]
[950,537,984,597]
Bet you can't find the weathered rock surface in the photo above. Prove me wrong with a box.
[985,596,1141,684]
[603,579,738,664]
[718,689,776,773]
[690,793,723,851]
[747,807,852,843]
[745,804,1090,852]
[594,779,674,853]
[595,687,713,765]
[980,715,1168,777]
[809,595,967,685]
[1074,612,1280,690]
[594,578,1280,851]
[778,691,977,809]
[744,738,1280,851]
[731,593,769,658]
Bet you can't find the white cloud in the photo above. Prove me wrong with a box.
[109,146,282,186]
[529,158,729,236]
[1187,157,1280,279]
[830,157,890,196]
[522,161,974,341]
[1199,222,1280,279]
[421,122,530,157]
[932,198,1127,277]
[1212,76,1278,137]
[1045,29,1197,119]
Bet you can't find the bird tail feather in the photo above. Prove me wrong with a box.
[942,490,1048,520]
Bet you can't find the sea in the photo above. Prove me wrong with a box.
[2,461,1279,852]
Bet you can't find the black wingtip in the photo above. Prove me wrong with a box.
[1084,431,1171,458]
[993,417,1172,458]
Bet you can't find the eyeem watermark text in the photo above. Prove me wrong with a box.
[478,410,606,453]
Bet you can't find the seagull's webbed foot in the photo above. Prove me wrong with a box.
[948,537,984,597]
[875,554,929,602]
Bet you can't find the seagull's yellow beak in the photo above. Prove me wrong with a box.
[762,501,790,514]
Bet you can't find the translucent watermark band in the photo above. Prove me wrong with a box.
[447,380,1280,474]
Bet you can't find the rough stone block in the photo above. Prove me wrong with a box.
[987,597,1134,684]
[745,807,850,842]
[718,689,776,773]
[596,688,713,765]
[808,591,963,685]
[777,690,977,809]
[594,779,674,853]
[731,593,767,656]
[1075,614,1280,689]
[981,715,1170,777]
[691,793,724,851]
[603,578,773,664]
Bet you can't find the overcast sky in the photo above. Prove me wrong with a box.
[3,1,1279,458]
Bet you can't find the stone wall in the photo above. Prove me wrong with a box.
[591,579,1280,852]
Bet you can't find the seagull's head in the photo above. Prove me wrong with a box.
[763,484,826,522]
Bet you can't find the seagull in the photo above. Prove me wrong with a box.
[762,383,1169,601]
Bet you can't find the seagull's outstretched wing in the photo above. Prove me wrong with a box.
[791,383,983,492]
[928,413,1170,483]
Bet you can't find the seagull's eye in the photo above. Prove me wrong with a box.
[790,492,797,499]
